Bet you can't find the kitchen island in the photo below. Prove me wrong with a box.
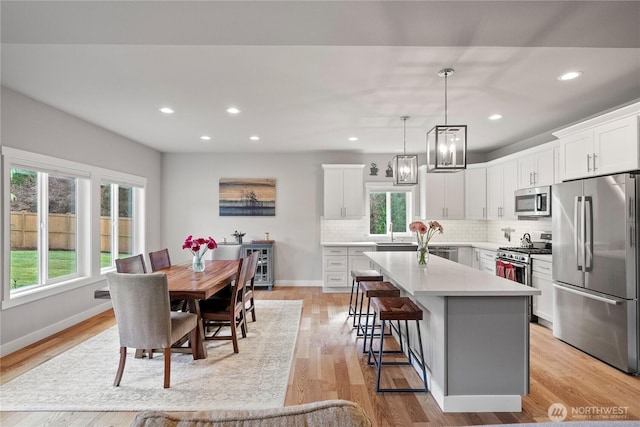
[364,251,540,413]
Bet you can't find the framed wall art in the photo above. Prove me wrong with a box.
[219,178,276,216]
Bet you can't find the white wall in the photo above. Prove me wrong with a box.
[0,87,163,355]
[161,152,414,285]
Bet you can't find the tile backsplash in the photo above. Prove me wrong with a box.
[321,217,551,244]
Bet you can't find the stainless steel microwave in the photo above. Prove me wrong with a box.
[514,186,551,217]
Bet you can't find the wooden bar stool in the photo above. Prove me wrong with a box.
[355,281,400,353]
[367,297,429,393]
[348,270,383,323]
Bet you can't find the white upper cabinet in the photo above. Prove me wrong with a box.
[554,104,639,181]
[322,164,365,219]
[423,170,465,219]
[517,148,554,189]
[465,167,486,219]
[487,160,518,220]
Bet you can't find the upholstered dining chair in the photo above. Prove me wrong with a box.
[148,248,172,272]
[115,254,147,273]
[198,252,256,354]
[208,244,243,261]
[106,272,198,388]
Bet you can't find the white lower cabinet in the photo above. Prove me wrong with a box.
[472,248,482,270]
[532,259,553,323]
[322,245,375,290]
[479,249,497,275]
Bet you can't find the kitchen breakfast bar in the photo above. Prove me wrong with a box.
[364,251,541,413]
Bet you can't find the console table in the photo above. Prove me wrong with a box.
[243,241,274,289]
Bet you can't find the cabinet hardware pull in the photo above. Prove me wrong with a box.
[593,153,597,171]
[482,207,485,218]
[529,172,533,185]
[587,154,591,172]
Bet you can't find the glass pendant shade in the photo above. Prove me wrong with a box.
[426,124,467,172]
[393,154,418,185]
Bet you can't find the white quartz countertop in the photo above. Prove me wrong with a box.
[321,241,504,250]
[365,251,541,297]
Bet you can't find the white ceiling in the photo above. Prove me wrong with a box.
[2,1,639,155]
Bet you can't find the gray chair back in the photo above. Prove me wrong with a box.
[107,272,172,349]
[209,244,243,260]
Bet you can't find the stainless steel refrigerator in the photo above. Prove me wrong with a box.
[552,173,639,374]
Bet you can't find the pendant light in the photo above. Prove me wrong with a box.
[393,116,418,185]
[427,68,467,172]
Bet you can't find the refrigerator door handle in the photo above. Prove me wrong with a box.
[584,196,593,272]
[574,196,583,271]
[553,283,623,305]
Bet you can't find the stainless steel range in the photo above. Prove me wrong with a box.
[496,233,552,320]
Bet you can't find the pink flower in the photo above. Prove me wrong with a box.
[183,235,218,259]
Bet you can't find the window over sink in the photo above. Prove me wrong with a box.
[365,183,415,236]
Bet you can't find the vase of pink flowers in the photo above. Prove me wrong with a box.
[183,235,217,272]
[409,221,444,267]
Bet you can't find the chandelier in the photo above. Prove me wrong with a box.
[426,68,467,172]
[393,116,418,185]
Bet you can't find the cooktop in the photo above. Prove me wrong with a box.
[498,247,552,255]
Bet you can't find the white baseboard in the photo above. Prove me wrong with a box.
[0,302,112,357]
[273,280,322,287]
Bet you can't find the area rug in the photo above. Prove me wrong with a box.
[0,300,302,411]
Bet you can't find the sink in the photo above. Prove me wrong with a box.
[375,242,418,251]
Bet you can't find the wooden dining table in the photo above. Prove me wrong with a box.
[96,259,241,360]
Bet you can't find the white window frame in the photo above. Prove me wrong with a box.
[1,147,146,309]
[99,182,142,272]
[365,183,416,238]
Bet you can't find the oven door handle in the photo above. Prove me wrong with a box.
[495,258,528,269]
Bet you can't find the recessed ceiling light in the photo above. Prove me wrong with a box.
[558,71,582,81]
[159,107,174,114]
[249,135,260,141]
[488,114,503,120]
[348,137,358,142]
[226,107,241,114]
[200,136,211,141]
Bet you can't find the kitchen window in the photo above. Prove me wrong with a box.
[2,147,146,308]
[366,183,415,236]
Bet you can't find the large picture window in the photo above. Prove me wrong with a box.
[10,168,82,293]
[366,184,414,236]
[3,147,146,307]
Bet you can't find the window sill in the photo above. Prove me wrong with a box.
[1,275,105,310]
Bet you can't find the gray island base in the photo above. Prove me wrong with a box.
[364,251,540,413]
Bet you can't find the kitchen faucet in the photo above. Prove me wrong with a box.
[389,222,394,242]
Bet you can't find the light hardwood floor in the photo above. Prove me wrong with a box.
[1,287,639,426]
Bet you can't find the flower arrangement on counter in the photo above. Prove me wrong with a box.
[183,235,217,272]
[409,220,444,266]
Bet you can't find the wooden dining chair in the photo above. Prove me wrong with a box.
[115,254,147,273]
[149,249,186,312]
[243,251,260,324]
[106,272,198,388]
[198,254,253,353]
[149,249,172,272]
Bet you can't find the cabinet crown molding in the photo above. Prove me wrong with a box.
[552,101,640,138]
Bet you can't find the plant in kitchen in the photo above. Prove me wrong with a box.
[232,230,246,244]
[183,235,217,272]
[410,220,444,266]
